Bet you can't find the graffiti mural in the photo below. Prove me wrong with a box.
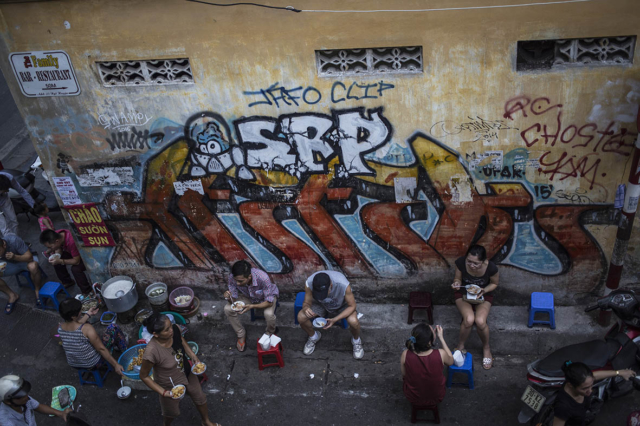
[48,106,609,296]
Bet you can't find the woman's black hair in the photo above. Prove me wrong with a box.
[59,298,83,322]
[231,260,251,277]
[405,323,435,353]
[143,313,169,334]
[466,244,487,261]
[561,360,593,387]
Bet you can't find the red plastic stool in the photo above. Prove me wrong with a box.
[411,403,440,424]
[256,339,284,370]
[408,291,433,324]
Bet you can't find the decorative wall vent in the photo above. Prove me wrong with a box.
[316,46,423,77]
[97,58,194,86]
[517,36,636,71]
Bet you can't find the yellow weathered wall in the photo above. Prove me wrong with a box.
[0,0,638,304]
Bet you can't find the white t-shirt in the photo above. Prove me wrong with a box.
[305,270,350,312]
[0,397,39,426]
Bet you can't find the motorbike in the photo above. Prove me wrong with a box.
[2,156,59,218]
[518,287,640,425]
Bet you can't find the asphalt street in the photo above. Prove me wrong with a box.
[1,300,639,426]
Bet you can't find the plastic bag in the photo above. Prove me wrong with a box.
[258,334,271,351]
[453,350,465,367]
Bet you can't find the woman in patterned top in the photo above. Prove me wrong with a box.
[57,298,125,375]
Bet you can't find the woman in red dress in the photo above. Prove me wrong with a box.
[401,323,454,406]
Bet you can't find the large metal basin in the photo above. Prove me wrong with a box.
[101,276,138,313]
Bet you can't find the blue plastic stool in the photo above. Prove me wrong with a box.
[446,353,474,389]
[16,267,47,290]
[250,301,280,321]
[16,270,35,290]
[293,291,348,329]
[76,364,112,387]
[528,292,556,329]
[38,282,71,310]
[294,292,306,325]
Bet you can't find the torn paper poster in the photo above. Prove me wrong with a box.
[394,177,417,203]
[173,180,205,196]
[450,175,473,204]
[467,150,503,170]
[52,176,82,206]
[527,159,541,169]
[77,167,134,187]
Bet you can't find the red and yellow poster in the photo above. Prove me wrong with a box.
[65,203,115,247]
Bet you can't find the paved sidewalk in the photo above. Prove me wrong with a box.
[1,301,638,426]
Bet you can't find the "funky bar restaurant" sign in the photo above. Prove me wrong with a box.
[8,50,80,97]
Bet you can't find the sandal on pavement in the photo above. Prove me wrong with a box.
[4,301,17,315]
[483,357,494,370]
[236,340,246,352]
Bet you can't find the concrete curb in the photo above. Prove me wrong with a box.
[178,299,608,356]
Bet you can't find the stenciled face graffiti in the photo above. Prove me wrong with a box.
[87,106,613,295]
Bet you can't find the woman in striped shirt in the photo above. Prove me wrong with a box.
[57,298,126,375]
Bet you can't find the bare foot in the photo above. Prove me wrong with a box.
[8,293,19,304]
[483,346,492,360]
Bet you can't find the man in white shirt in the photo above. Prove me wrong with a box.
[0,173,34,237]
[297,270,364,359]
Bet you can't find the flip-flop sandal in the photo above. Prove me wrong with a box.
[483,357,494,370]
[236,340,246,352]
[35,298,45,309]
[4,301,17,315]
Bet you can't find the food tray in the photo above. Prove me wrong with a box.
[118,344,149,380]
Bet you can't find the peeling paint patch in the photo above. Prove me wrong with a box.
[449,174,473,204]
[77,167,134,186]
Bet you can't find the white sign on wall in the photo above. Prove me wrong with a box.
[8,50,80,97]
[52,176,82,206]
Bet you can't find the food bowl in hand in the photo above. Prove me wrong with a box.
[191,362,206,375]
[313,317,327,328]
[466,285,483,295]
[81,299,98,313]
[48,253,61,262]
[171,385,186,400]
[231,301,245,312]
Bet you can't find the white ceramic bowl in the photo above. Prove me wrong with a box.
[191,362,207,375]
[171,385,186,400]
[117,386,132,399]
[313,317,327,328]
[231,301,245,312]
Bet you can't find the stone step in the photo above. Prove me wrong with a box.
[158,300,607,357]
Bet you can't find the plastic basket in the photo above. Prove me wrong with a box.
[169,287,194,310]
[118,344,149,380]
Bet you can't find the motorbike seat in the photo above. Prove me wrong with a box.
[536,339,620,377]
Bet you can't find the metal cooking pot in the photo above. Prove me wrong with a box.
[101,276,138,313]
